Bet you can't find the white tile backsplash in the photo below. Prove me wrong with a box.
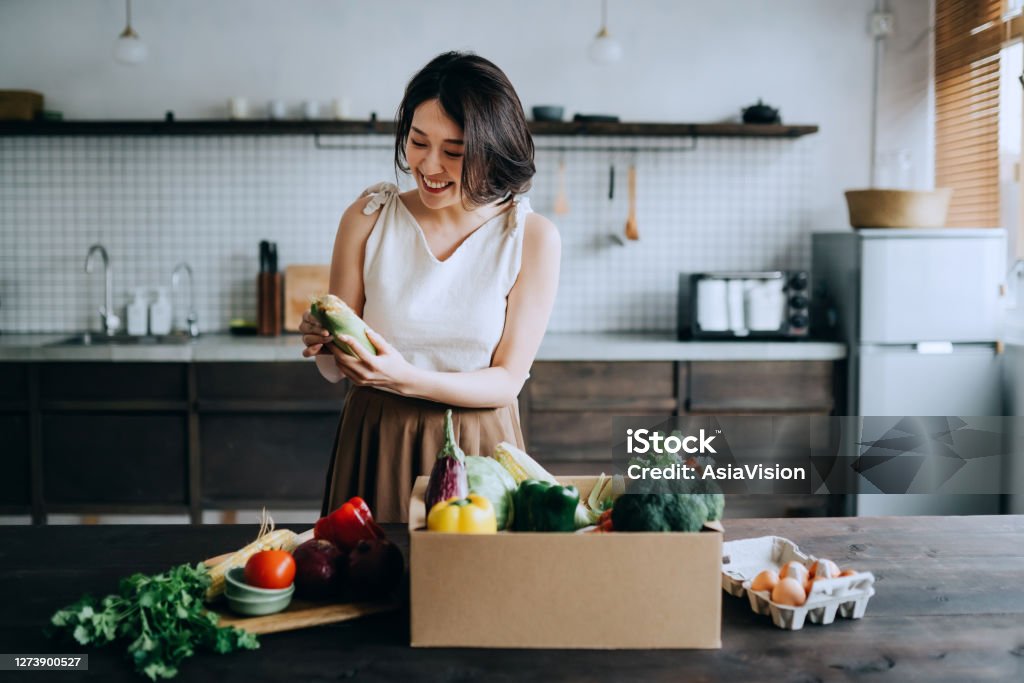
[0,133,816,333]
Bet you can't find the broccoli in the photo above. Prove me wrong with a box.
[688,479,725,522]
[699,492,725,522]
[664,496,708,532]
[612,493,709,532]
[611,494,669,532]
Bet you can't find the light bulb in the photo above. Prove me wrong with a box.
[589,29,623,64]
[114,30,147,65]
[113,0,146,65]
[588,0,623,65]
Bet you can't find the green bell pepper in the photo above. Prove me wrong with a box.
[512,479,580,532]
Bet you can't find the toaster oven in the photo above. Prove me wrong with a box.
[680,271,810,339]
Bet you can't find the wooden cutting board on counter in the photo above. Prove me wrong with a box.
[208,599,400,635]
[283,264,330,332]
[202,530,401,635]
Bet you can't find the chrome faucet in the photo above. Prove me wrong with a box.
[171,262,199,338]
[84,244,120,336]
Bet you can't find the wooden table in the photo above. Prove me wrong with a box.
[1,517,1021,682]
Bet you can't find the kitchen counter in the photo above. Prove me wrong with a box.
[2,516,1020,682]
[0,332,847,362]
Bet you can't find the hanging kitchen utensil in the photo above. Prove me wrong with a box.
[625,164,639,241]
[554,159,570,215]
[606,164,625,246]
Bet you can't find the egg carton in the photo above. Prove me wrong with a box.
[721,535,875,631]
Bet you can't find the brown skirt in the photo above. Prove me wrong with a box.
[320,386,524,523]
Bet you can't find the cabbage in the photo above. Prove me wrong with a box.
[465,455,517,530]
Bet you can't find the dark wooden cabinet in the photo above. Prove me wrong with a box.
[0,364,31,511]
[195,363,345,509]
[686,361,834,414]
[521,360,842,518]
[42,413,188,505]
[524,362,677,474]
[34,363,190,513]
[199,413,339,507]
[0,363,29,401]
[0,413,31,507]
[5,356,843,522]
[38,363,187,403]
[196,363,343,403]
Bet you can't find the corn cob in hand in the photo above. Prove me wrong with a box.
[310,293,377,358]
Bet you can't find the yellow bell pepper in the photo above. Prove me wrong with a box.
[427,494,497,534]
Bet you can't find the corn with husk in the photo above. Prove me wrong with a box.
[203,510,300,601]
[310,293,377,357]
[492,442,557,484]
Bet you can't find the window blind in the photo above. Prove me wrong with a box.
[935,0,1003,227]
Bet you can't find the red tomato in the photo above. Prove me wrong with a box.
[244,550,296,589]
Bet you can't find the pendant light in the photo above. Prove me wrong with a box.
[114,0,147,65]
[588,0,623,65]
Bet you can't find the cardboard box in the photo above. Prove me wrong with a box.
[409,475,722,649]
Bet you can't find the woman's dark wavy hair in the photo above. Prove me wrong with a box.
[395,51,535,207]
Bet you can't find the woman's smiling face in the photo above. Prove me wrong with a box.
[405,99,466,210]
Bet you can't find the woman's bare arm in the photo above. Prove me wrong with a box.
[300,194,378,358]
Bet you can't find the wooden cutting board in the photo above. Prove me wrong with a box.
[202,529,402,635]
[284,264,330,332]
[208,599,401,635]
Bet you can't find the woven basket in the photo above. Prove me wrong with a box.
[844,188,953,228]
[0,91,43,121]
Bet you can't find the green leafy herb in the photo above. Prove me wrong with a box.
[47,562,258,680]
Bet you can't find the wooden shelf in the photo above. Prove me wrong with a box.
[0,119,819,138]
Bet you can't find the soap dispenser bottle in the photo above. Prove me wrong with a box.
[149,287,172,336]
[126,288,149,336]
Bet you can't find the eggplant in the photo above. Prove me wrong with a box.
[424,409,468,514]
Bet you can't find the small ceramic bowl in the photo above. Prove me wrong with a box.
[531,105,564,122]
[225,566,294,600]
[225,590,294,616]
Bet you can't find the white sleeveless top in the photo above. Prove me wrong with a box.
[356,182,528,373]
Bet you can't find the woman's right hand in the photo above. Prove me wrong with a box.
[299,311,333,357]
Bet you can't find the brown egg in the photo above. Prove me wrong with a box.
[772,577,807,606]
[780,561,809,585]
[811,559,840,579]
[751,569,779,593]
[806,575,829,598]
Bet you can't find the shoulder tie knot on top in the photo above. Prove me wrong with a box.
[360,182,400,214]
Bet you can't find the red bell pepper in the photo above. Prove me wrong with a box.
[314,496,385,552]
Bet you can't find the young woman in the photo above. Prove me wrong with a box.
[299,51,560,522]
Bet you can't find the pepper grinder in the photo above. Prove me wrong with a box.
[257,241,282,336]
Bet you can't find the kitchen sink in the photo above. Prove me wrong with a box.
[48,332,194,346]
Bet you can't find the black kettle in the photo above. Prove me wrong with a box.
[742,99,781,124]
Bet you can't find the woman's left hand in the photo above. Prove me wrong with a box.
[329,329,415,393]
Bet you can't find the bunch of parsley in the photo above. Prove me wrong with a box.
[47,562,259,680]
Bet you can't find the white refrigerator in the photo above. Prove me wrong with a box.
[812,229,1006,516]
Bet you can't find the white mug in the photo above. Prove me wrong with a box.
[331,97,352,120]
[696,280,729,332]
[268,99,287,120]
[228,97,249,120]
[302,100,320,120]
[746,282,786,331]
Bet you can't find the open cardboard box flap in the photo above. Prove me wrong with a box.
[409,475,722,649]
